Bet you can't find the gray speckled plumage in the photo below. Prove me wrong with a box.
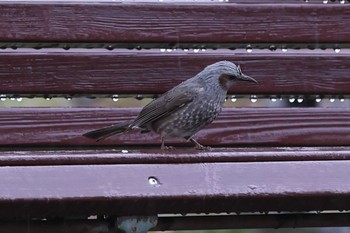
[83,61,257,149]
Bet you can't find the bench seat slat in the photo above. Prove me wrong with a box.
[1,107,349,147]
[0,161,349,218]
[0,50,350,95]
[0,3,349,43]
[0,147,349,166]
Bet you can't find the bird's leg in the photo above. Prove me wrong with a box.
[161,137,166,149]
[190,138,211,150]
[161,137,174,150]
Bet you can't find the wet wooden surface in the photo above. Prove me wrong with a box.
[0,50,350,95]
[0,160,349,218]
[0,3,349,43]
[0,147,349,166]
[0,0,349,227]
[0,107,349,147]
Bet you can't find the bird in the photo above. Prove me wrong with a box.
[83,61,257,149]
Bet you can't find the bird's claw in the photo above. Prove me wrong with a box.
[161,145,175,150]
[194,144,212,151]
[190,138,211,150]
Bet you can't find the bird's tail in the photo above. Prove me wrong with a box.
[83,121,133,141]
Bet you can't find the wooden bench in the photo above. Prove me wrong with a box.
[0,1,350,232]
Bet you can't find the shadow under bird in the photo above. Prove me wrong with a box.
[83,61,258,149]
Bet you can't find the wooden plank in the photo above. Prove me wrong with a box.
[31,0,333,3]
[0,50,350,95]
[0,160,349,218]
[0,3,349,43]
[0,107,349,147]
[0,147,349,166]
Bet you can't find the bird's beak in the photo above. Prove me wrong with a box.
[239,73,258,84]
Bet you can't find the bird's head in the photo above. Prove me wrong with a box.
[204,61,257,90]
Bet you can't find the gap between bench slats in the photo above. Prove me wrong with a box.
[0,3,349,43]
[0,50,349,95]
[0,107,349,147]
[0,161,349,218]
[0,213,350,233]
[0,147,349,166]
[1,213,350,233]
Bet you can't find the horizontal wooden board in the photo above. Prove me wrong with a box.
[0,3,349,43]
[0,107,349,147]
[0,160,349,218]
[0,50,350,95]
[0,147,350,166]
[20,0,337,3]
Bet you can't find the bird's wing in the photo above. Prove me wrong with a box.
[132,80,202,127]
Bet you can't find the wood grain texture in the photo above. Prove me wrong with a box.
[0,107,349,147]
[0,3,349,43]
[0,50,350,95]
[0,160,349,218]
[0,147,349,166]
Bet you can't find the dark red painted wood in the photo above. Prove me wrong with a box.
[2,213,350,233]
[0,3,349,43]
[0,0,349,228]
[0,107,349,147]
[0,160,349,218]
[0,50,350,95]
[0,147,349,166]
[226,0,345,2]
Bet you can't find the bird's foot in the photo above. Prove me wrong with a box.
[190,138,211,151]
[194,144,212,151]
[161,145,175,150]
[161,138,175,150]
